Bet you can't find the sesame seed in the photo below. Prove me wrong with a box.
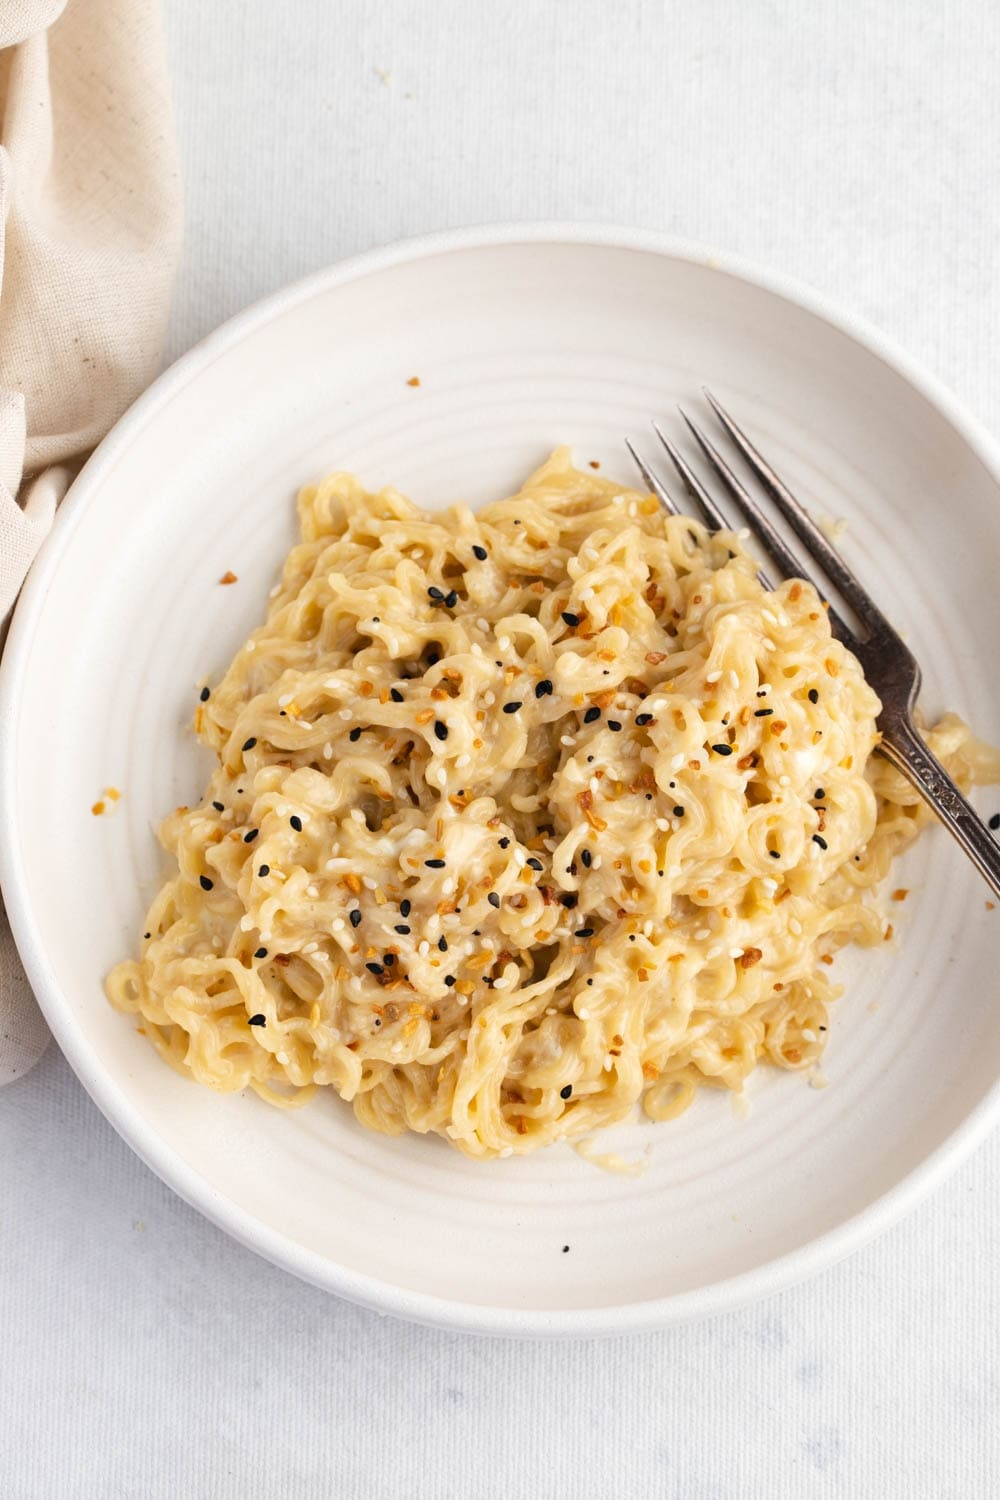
[535,679,554,698]
[754,708,773,717]
[444,591,458,608]
[199,686,210,702]
[395,924,411,935]
[438,936,448,952]
[575,927,594,938]
[769,850,780,859]
[444,975,456,987]
[400,899,411,916]
[383,953,396,967]
[635,713,653,726]
[813,834,828,849]
[560,1084,573,1099]
[248,1014,266,1027]
[608,720,622,732]
[562,612,580,626]
[254,947,267,959]
[349,727,362,742]
[498,837,510,849]
[488,892,501,908]
[212,800,224,811]
[583,707,600,723]
[673,805,685,817]
[434,720,449,741]
[705,670,722,684]
[390,687,404,702]
[472,545,488,560]
[711,744,733,755]
[199,875,214,891]
[503,702,522,714]
[241,737,257,752]
[808,689,819,703]
[580,848,592,868]
[989,814,1000,831]
[290,814,303,831]
[428,586,444,600]
[527,857,543,871]
[425,858,446,868]
[366,962,384,976]
[257,864,270,876]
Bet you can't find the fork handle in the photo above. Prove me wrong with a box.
[878,717,1000,900]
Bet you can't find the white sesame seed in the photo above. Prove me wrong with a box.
[779,774,791,786]
[483,691,495,706]
[442,877,456,894]
[694,927,711,940]
[497,636,511,651]
[306,885,319,898]
[331,917,345,933]
[729,946,744,958]
[239,915,254,932]
[589,776,599,793]
[302,941,319,954]
[278,693,293,707]
[656,818,670,832]
[471,643,484,657]
[477,617,489,633]
[758,682,772,694]
[643,920,653,937]
[789,917,803,936]
[671,753,685,770]
[560,734,575,748]
[245,641,256,653]
[325,858,337,871]
[455,753,471,768]
[322,743,333,759]
[737,526,751,540]
[418,940,430,957]
[338,709,352,721]
[706,944,722,960]
[577,1006,590,1020]
[762,609,778,626]
[705,670,722,684]
[276,1051,289,1065]
[362,876,377,891]
[727,670,740,689]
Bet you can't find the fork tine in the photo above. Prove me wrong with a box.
[703,389,884,630]
[625,437,680,514]
[650,421,729,532]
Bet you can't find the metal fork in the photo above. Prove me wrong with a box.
[627,392,1000,899]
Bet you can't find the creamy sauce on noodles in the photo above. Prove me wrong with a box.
[106,450,991,1157]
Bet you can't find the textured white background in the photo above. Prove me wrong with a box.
[4,1,1000,1496]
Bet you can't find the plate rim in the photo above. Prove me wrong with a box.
[4,220,1000,1337]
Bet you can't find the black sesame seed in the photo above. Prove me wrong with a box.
[814,788,826,801]
[561,612,580,627]
[199,686,210,702]
[428,586,444,600]
[434,720,449,741]
[366,962,384,976]
[349,908,362,928]
[584,706,601,723]
[254,947,268,959]
[635,713,653,726]
[248,1014,266,1027]
[212,800,224,811]
[580,848,592,868]
[560,1084,573,1100]
[586,978,594,986]
[438,936,448,952]
[290,814,303,831]
[390,687,404,703]
[503,701,522,714]
[394,924,411,935]
[527,857,543,871]
[575,927,594,938]
[143,932,151,940]
[813,834,828,850]
[756,689,768,698]
[472,544,488,560]
[754,708,773,717]
[349,727,362,742]
[712,744,734,755]
[425,858,446,868]
[488,892,501,908]
[989,814,1000,832]
[559,893,578,909]
[258,864,270,877]
[808,689,819,704]
[400,899,411,917]
[498,837,510,849]
[444,975,456,987]
[607,720,622,732]
[444,591,458,608]
[383,953,396,967]
[562,1245,570,1253]
[673,805,685,817]
[535,679,554,698]
[199,875,214,891]
[242,737,257,752]
[427,652,440,665]
[769,850,780,859]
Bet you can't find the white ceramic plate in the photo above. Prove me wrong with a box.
[3,226,1000,1336]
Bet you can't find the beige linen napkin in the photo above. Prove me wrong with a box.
[0,0,182,1082]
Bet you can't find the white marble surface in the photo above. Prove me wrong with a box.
[4,1,1000,1495]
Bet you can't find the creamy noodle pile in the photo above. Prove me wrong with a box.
[107,450,990,1158]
